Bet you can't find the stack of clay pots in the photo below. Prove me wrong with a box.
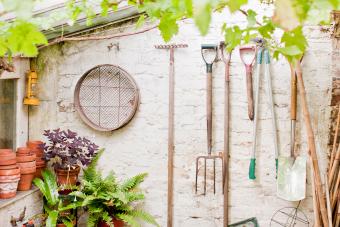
[27,141,46,179]
[0,149,20,199]
[16,147,36,191]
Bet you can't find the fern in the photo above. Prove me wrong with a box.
[76,151,159,227]
[121,173,148,191]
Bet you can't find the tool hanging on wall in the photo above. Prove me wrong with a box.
[155,43,188,227]
[293,61,329,226]
[277,60,306,201]
[249,40,279,180]
[240,46,256,120]
[195,44,223,195]
[220,41,232,226]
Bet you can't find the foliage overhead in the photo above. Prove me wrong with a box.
[0,0,338,61]
[71,149,159,227]
[42,128,99,169]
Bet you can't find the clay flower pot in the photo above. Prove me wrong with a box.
[97,218,124,227]
[0,149,16,166]
[27,140,44,150]
[55,165,80,186]
[17,159,36,191]
[0,166,20,199]
[17,147,31,155]
[34,158,46,179]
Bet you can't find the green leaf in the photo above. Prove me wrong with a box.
[184,0,193,16]
[61,218,74,227]
[228,0,248,13]
[7,21,47,57]
[247,9,257,27]
[194,2,212,35]
[46,210,58,227]
[136,14,145,28]
[258,21,275,39]
[121,173,147,191]
[223,26,243,52]
[278,45,303,56]
[158,14,179,42]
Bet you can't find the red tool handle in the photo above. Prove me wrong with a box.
[246,65,254,120]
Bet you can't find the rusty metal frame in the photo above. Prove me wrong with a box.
[74,64,139,132]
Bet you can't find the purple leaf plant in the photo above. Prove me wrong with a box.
[42,128,99,169]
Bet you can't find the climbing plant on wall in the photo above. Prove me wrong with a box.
[0,0,338,61]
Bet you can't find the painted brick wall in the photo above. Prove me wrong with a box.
[29,5,335,227]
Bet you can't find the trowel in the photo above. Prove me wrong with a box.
[277,62,306,201]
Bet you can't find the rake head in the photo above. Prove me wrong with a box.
[195,154,223,195]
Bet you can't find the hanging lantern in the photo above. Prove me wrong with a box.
[23,70,40,106]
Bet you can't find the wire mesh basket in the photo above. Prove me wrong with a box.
[74,64,139,131]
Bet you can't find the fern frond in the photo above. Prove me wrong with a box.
[116,213,140,227]
[121,173,148,191]
[129,210,160,227]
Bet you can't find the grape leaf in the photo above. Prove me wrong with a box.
[194,2,212,35]
[158,14,179,42]
[136,14,145,28]
[228,0,248,13]
[7,21,47,57]
[247,9,257,27]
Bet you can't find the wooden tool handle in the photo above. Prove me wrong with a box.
[246,67,254,120]
[296,61,329,227]
[207,71,213,155]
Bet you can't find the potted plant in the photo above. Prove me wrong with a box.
[42,129,99,186]
[72,150,159,227]
[33,170,81,227]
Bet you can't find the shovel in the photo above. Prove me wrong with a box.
[277,62,306,201]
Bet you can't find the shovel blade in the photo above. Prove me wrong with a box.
[277,156,307,201]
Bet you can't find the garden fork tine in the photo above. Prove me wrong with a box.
[195,44,223,195]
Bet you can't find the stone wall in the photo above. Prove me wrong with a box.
[29,5,335,227]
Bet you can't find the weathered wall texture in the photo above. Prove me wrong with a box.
[29,5,336,227]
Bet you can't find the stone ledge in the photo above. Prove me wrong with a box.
[0,187,39,209]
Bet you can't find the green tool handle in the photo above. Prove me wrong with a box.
[249,158,256,179]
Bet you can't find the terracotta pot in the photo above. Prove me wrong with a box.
[0,164,17,170]
[18,173,35,191]
[32,148,44,158]
[17,161,36,174]
[0,149,16,166]
[17,147,31,155]
[34,160,46,179]
[97,218,124,227]
[56,219,76,227]
[27,140,44,150]
[16,153,36,163]
[55,166,80,186]
[0,167,20,199]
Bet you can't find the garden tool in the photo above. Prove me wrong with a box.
[249,44,279,180]
[229,217,259,227]
[220,41,232,226]
[155,43,188,227]
[195,44,223,195]
[277,62,306,201]
[240,46,256,120]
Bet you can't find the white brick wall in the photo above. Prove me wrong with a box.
[28,4,334,227]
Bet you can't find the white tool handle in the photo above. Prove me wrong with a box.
[264,49,279,169]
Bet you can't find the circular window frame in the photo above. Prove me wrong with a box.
[74,64,140,132]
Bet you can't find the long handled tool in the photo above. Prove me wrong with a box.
[249,44,279,180]
[195,44,223,195]
[240,46,256,120]
[294,61,329,227]
[220,41,232,226]
[155,43,188,227]
[277,61,306,201]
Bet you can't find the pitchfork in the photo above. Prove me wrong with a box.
[195,44,223,195]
